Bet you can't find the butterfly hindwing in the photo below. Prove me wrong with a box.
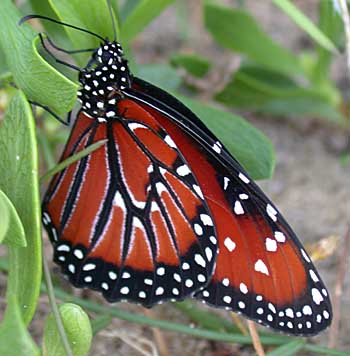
[127,80,332,334]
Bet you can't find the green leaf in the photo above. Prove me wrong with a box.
[0,47,9,76]
[137,63,182,91]
[204,1,303,76]
[0,295,40,356]
[43,303,92,356]
[0,190,26,247]
[171,53,211,78]
[216,65,344,123]
[91,315,113,335]
[28,0,68,45]
[174,301,239,333]
[119,0,140,21]
[266,339,306,356]
[0,0,77,116]
[272,0,338,53]
[0,90,42,325]
[121,0,175,42]
[52,287,290,347]
[175,94,275,180]
[49,0,120,52]
[0,190,10,244]
[313,1,344,84]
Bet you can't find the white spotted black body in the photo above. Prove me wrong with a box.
[78,41,131,122]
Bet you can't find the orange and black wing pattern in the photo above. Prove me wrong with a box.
[43,106,217,306]
[41,38,331,335]
[126,79,332,335]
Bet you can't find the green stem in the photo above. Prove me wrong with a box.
[42,251,73,356]
[39,139,107,183]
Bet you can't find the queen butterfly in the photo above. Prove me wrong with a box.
[25,5,332,336]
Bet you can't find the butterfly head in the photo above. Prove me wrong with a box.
[78,41,131,122]
[95,41,124,65]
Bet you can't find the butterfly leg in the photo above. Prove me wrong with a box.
[29,100,71,126]
[43,34,97,55]
[38,33,82,72]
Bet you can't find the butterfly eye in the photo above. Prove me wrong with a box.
[101,50,112,64]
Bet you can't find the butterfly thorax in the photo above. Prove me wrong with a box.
[77,41,131,122]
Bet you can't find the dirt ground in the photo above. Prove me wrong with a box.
[1,1,350,355]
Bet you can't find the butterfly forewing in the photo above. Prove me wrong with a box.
[43,107,217,306]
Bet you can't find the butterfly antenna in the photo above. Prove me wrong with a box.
[107,0,117,41]
[19,14,105,42]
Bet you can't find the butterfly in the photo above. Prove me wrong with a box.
[25,5,332,336]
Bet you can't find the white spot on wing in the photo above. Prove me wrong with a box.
[68,264,75,274]
[311,288,324,305]
[156,287,164,295]
[268,303,276,314]
[205,247,213,261]
[234,201,244,215]
[129,123,146,131]
[122,272,131,279]
[120,286,129,294]
[238,172,250,184]
[274,231,286,243]
[301,249,311,263]
[185,279,193,288]
[194,254,206,268]
[144,278,153,285]
[200,214,213,226]
[139,291,146,299]
[224,237,236,252]
[223,177,230,190]
[265,238,277,252]
[222,278,229,287]
[238,301,245,309]
[309,269,319,283]
[176,164,191,176]
[254,259,269,275]
[133,216,144,230]
[193,184,204,200]
[73,249,84,259]
[212,143,221,154]
[302,305,312,315]
[83,263,96,271]
[164,135,177,148]
[156,182,167,195]
[239,282,248,294]
[223,295,231,303]
[113,191,126,209]
[285,308,294,318]
[157,267,165,276]
[194,223,203,236]
[266,204,278,222]
[197,274,206,282]
[182,262,190,270]
[84,276,92,283]
[57,244,70,252]
[109,271,117,280]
